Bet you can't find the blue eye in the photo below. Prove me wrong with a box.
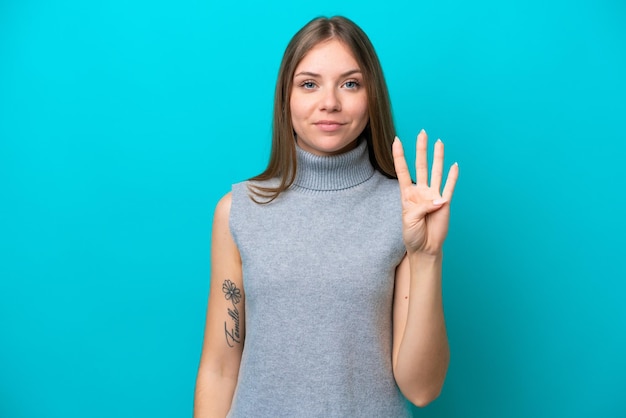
[301,81,316,89]
[344,80,360,89]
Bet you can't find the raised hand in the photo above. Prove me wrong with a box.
[392,130,459,256]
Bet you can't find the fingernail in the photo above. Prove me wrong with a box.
[394,136,399,142]
[433,198,447,205]
[436,138,442,143]
[420,129,426,135]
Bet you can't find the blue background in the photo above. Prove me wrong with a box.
[1,0,625,417]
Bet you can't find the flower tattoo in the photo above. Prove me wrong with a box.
[222,279,241,305]
[222,279,242,347]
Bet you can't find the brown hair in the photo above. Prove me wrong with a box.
[249,16,396,203]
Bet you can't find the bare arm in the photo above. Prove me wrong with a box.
[194,193,244,417]
[391,130,459,407]
[392,253,449,407]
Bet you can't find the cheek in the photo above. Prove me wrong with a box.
[360,103,369,119]
[289,95,306,122]
[351,91,368,116]
[356,98,369,125]
[289,100,298,129]
[289,96,308,137]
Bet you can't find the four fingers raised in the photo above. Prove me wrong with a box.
[393,131,459,203]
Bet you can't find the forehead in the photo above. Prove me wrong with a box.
[294,39,360,74]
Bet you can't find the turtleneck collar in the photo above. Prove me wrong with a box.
[292,139,375,192]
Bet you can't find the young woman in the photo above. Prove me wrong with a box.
[194,15,459,417]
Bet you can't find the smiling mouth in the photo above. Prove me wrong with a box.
[315,121,344,125]
[314,121,345,132]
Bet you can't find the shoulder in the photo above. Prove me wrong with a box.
[216,191,232,211]
[210,192,242,270]
[212,192,233,234]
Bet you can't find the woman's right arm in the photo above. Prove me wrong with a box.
[194,193,245,417]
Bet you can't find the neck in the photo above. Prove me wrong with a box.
[292,139,375,192]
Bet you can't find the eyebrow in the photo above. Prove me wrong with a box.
[293,69,362,78]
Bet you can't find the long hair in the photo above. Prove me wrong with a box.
[249,16,396,203]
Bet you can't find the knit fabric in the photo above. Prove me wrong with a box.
[227,139,411,417]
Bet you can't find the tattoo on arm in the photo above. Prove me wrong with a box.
[222,279,241,347]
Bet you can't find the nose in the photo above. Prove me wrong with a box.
[319,88,341,112]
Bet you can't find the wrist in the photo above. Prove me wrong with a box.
[407,250,443,265]
[407,251,444,285]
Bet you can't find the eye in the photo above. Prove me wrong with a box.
[343,80,360,89]
[300,80,317,89]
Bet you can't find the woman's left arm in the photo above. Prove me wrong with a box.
[391,130,459,407]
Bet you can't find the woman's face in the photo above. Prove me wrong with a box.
[290,39,369,156]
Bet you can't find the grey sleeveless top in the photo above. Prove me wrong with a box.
[228,139,411,417]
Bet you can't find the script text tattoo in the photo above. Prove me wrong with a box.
[222,279,241,347]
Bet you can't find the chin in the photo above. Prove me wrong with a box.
[300,137,359,156]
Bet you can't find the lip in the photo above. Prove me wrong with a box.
[314,120,346,132]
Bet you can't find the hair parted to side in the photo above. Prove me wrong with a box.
[248,15,397,203]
